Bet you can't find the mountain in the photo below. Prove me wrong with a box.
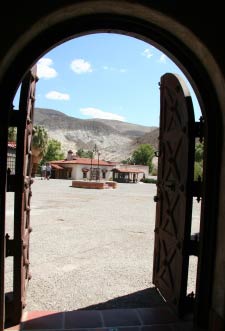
[33,108,159,161]
[135,128,159,149]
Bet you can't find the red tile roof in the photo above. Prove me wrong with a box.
[51,164,64,170]
[51,157,117,167]
[112,168,144,173]
[8,141,16,148]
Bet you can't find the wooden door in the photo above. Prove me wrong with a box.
[153,73,195,316]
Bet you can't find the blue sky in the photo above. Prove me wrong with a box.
[17,33,201,127]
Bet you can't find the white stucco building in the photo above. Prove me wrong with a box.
[50,150,149,182]
[50,150,117,181]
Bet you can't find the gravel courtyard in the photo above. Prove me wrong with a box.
[5,179,200,312]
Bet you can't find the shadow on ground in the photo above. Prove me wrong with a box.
[80,287,165,310]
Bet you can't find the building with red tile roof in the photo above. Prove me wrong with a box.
[50,150,149,182]
[50,150,118,180]
[112,166,146,183]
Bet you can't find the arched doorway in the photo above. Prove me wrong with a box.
[0,2,222,330]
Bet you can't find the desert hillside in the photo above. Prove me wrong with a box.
[33,108,159,161]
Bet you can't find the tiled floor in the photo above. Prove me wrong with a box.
[5,307,194,331]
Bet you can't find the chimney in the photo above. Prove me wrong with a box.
[67,150,73,160]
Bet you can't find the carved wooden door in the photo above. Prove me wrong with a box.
[4,65,38,327]
[153,73,195,316]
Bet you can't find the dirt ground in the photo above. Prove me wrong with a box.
[5,178,201,311]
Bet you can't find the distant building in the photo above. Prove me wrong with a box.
[50,150,117,180]
[7,141,16,174]
[112,165,148,183]
[50,150,149,182]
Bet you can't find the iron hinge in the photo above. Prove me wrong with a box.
[7,174,17,192]
[6,234,15,257]
[192,177,202,202]
[188,232,200,256]
[195,116,204,142]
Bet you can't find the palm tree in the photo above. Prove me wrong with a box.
[8,127,17,142]
[31,125,48,176]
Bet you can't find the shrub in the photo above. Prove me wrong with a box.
[194,161,203,181]
[140,178,157,184]
[151,168,158,176]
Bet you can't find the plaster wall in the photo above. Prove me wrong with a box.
[70,164,114,180]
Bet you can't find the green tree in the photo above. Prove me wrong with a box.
[195,142,204,163]
[32,125,48,156]
[194,161,203,181]
[31,125,48,176]
[42,139,64,163]
[8,127,17,141]
[132,144,155,172]
[76,148,93,158]
[121,157,133,164]
[194,142,204,180]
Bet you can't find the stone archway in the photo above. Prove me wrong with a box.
[0,2,223,329]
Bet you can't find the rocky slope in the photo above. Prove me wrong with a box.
[33,108,159,161]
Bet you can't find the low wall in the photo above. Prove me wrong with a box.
[72,180,117,189]
[106,181,117,189]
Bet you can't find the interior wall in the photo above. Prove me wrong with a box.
[0,1,225,328]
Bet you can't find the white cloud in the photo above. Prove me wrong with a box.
[37,58,58,79]
[159,54,167,63]
[142,48,154,59]
[103,66,116,71]
[102,65,127,73]
[80,107,125,121]
[45,91,70,101]
[70,59,92,74]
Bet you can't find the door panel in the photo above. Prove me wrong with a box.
[5,65,38,327]
[153,73,195,316]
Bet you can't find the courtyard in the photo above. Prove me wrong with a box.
[5,178,200,312]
